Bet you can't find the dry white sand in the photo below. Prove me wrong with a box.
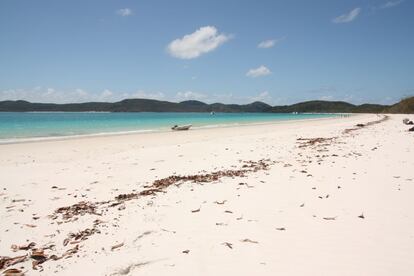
[1,114,413,275]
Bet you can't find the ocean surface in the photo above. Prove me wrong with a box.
[0,112,338,143]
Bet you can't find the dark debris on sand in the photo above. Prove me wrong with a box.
[51,201,101,222]
[2,159,272,274]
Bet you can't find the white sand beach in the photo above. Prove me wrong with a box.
[1,114,413,276]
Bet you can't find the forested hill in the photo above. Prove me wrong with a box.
[0,97,413,113]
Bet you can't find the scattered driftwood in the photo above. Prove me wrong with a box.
[409,126,414,132]
[112,261,151,275]
[0,255,27,270]
[297,137,336,148]
[11,242,36,252]
[323,217,337,221]
[222,242,233,249]
[50,160,271,223]
[30,249,47,270]
[64,226,100,246]
[111,243,124,251]
[275,227,286,231]
[182,250,190,254]
[2,268,25,276]
[4,159,272,273]
[344,115,389,134]
[358,213,365,219]
[152,160,269,190]
[52,201,100,221]
[191,208,201,213]
[48,245,79,262]
[24,224,36,228]
[214,200,227,205]
[240,239,258,244]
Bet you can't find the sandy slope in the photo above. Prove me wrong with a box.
[0,114,413,275]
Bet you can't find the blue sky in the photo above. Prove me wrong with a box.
[0,0,413,105]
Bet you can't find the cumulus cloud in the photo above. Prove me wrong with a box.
[332,7,361,23]
[99,89,113,101]
[250,91,272,102]
[319,95,334,101]
[1,87,277,105]
[210,93,235,103]
[167,26,231,59]
[209,92,273,104]
[0,87,88,103]
[246,65,271,78]
[117,8,132,16]
[380,0,404,9]
[0,87,136,103]
[175,91,207,100]
[258,40,276,49]
[257,37,284,49]
[131,90,165,100]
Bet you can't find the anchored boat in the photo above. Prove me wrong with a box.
[171,124,192,131]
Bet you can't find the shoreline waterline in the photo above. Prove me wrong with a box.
[0,113,352,145]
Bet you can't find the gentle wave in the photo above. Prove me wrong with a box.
[0,112,340,144]
[0,129,157,145]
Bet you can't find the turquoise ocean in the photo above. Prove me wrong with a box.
[0,112,337,143]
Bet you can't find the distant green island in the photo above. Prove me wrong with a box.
[0,96,413,113]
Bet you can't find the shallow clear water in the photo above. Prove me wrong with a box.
[0,112,337,142]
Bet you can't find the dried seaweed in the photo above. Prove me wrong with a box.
[30,249,47,270]
[53,201,99,221]
[343,115,389,134]
[111,243,124,251]
[6,159,272,273]
[222,242,233,249]
[2,268,25,276]
[0,255,27,270]
[11,243,36,252]
[240,238,258,244]
[297,137,337,148]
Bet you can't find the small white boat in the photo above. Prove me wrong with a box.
[171,124,192,131]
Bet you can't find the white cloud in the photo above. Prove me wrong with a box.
[211,93,234,103]
[209,92,273,104]
[319,95,334,101]
[99,89,113,101]
[167,26,231,59]
[246,65,271,78]
[250,91,272,102]
[332,7,361,23]
[0,87,277,105]
[258,40,276,49]
[117,8,132,16]
[74,88,89,100]
[380,0,404,9]
[0,87,131,103]
[175,91,207,100]
[257,37,284,49]
[132,90,165,100]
